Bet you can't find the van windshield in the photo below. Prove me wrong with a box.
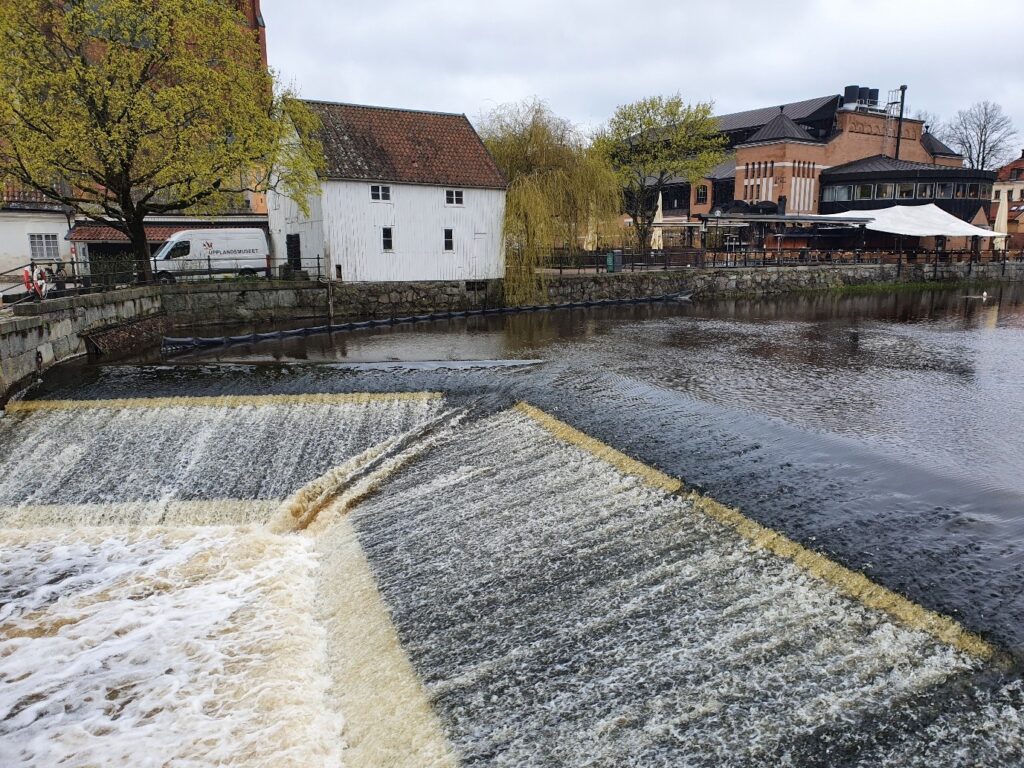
[154,240,189,260]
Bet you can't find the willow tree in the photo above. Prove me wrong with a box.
[0,0,322,281]
[479,100,622,305]
[595,95,725,256]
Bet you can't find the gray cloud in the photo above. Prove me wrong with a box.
[265,0,1024,143]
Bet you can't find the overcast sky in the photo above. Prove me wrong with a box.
[265,0,1024,141]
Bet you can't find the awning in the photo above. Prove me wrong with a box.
[818,204,1003,238]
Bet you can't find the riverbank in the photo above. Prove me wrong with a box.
[3,262,1024,403]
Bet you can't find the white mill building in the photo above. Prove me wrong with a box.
[268,100,507,282]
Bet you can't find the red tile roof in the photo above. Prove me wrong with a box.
[303,100,506,189]
[996,153,1024,182]
[68,224,195,243]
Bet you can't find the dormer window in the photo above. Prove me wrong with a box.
[371,185,391,201]
[445,189,464,205]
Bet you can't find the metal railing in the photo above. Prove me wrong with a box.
[544,247,1024,275]
[0,255,323,306]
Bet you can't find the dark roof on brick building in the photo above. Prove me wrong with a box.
[707,157,737,179]
[740,111,818,145]
[302,100,506,189]
[920,131,961,158]
[715,95,840,134]
[822,155,994,178]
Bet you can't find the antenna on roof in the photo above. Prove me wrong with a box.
[779,106,785,114]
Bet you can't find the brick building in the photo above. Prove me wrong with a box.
[237,0,268,70]
[659,85,988,226]
[992,150,1024,251]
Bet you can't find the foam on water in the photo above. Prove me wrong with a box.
[0,396,443,515]
[347,409,1024,766]
[0,526,342,767]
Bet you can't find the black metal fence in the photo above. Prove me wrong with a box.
[0,256,323,306]
[545,247,1024,275]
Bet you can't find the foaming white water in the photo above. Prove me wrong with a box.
[0,398,442,512]
[0,527,342,768]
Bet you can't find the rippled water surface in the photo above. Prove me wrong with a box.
[42,284,1024,655]
[9,283,1024,764]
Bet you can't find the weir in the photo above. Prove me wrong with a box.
[0,393,1021,766]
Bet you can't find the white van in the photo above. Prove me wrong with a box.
[151,229,270,282]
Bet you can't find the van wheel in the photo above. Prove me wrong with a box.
[240,269,257,278]
[157,272,175,284]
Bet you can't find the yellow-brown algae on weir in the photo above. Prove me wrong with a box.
[514,400,996,661]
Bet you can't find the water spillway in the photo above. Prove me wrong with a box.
[0,393,442,525]
[0,389,1022,765]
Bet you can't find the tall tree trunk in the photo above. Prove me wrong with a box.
[126,214,153,283]
[634,216,654,257]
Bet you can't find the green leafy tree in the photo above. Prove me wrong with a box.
[595,95,725,255]
[479,99,622,304]
[0,0,322,280]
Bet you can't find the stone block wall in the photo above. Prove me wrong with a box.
[542,264,899,303]
[1,287,163,403]
[329,279,504,320]
[160,280,328,327]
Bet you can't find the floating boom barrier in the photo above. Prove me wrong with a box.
[160,292,693,352]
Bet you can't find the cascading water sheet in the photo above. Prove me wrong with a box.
[345,407,1024,767]
[1,388,1021,766]
[0,392,446,767]
[0,393,442,525]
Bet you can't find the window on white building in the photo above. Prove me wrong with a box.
[445,189,464,205]
[371,185,391,201]
[444,228,454,251]
[29,233,59,261]
[382,227,393,251]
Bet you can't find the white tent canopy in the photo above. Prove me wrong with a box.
[819,204,1003,238]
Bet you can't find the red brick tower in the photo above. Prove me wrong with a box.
[238,0,268,69]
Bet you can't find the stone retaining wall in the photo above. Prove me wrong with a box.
[3,262,1023,403]
[0,287,162,403]
[542,264,898,303]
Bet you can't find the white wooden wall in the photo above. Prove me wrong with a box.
[322,181,505,282]
[270,180,506,282]
[267,187,325,274]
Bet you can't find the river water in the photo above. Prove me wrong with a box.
[5,284,1024,765]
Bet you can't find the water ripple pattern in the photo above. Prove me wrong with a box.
[349,409,1023,766]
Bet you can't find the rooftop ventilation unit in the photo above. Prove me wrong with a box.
[842,84,884,112]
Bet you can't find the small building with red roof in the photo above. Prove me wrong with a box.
[269,100,507,282]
